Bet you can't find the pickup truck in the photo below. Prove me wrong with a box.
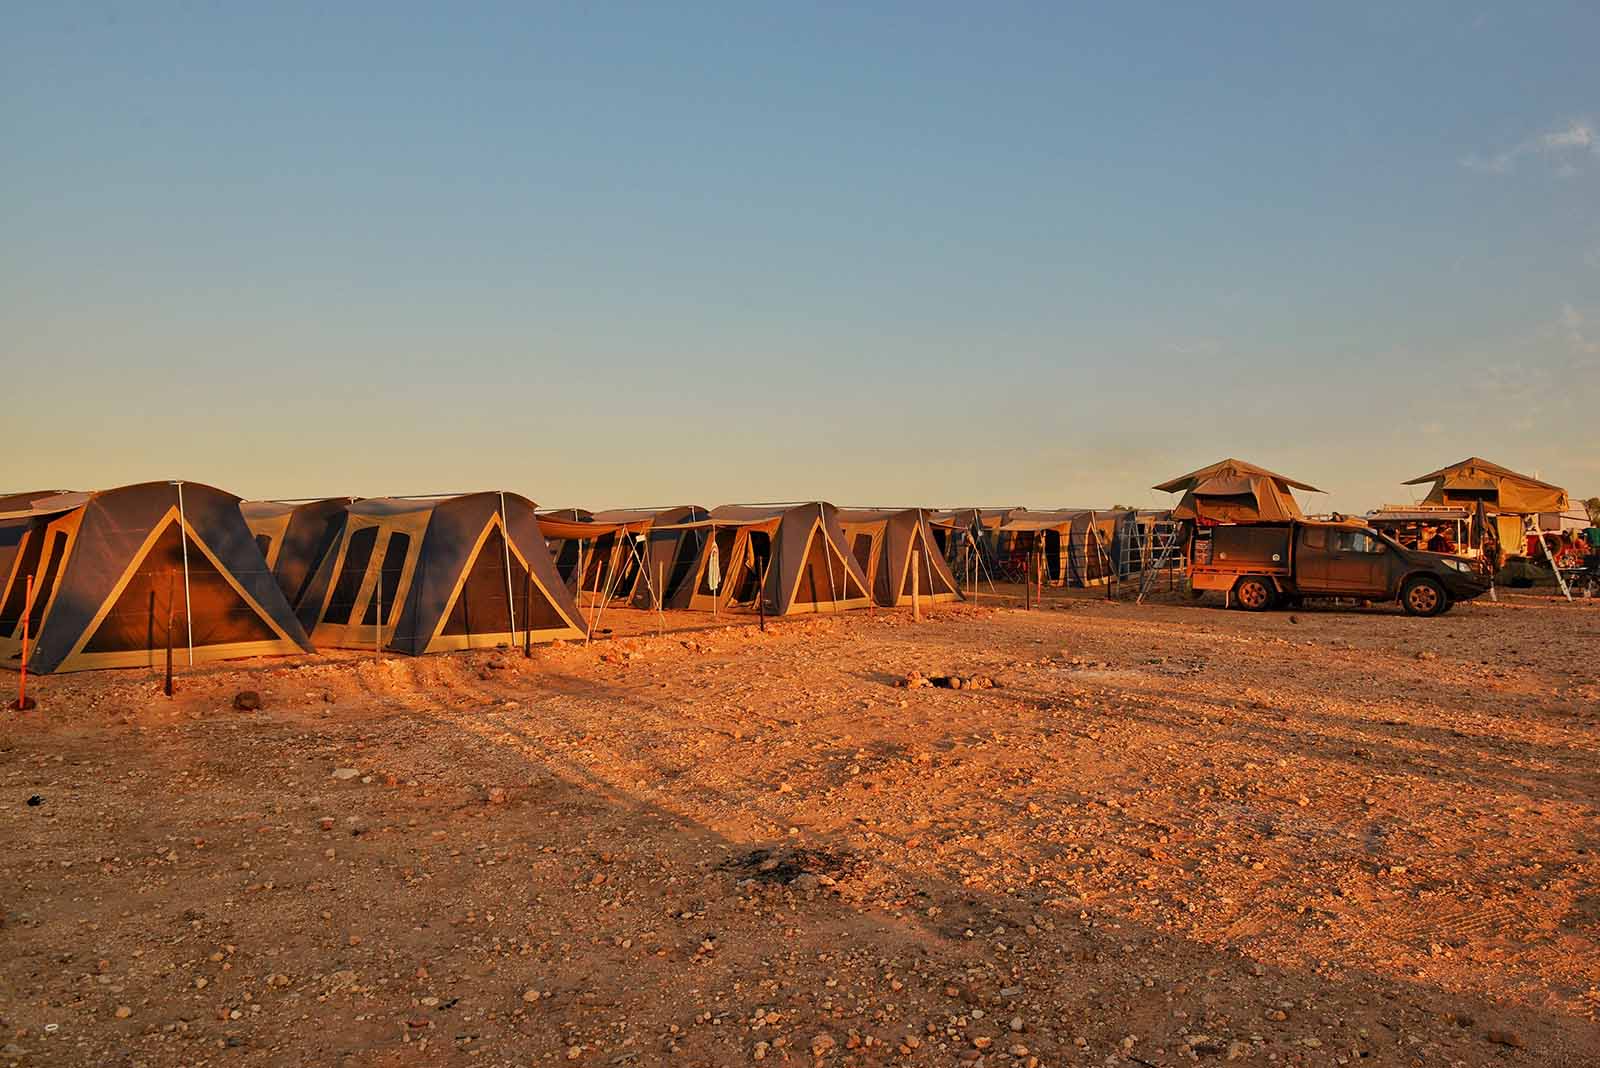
[1188,519,1489,616]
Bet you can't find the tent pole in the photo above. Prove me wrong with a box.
[915,546,928,620]
[818,504,839,613]
[375,554,382,661]
[657,560,665,637]
[15,574,31,710]
[499,493,519,644]
[174,481,194,666]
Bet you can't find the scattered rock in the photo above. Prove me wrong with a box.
[114,1005,132,1019]
[1486,1029,1525,1049]
[487,787,508,804]
[811,1032,836,1057]
[1416,650,1439,661]
[330,768,360,781]
[232,690,262,711]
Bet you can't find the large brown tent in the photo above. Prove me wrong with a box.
[1,482,313,673]
[837,509,963,606]
[297,492,585,654]
[242,498,354,631]
[1154,459,1320,524]
[663,503,872,615]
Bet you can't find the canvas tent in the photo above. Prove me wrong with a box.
[931,508,1013,577]
[581,509,664,605]
[995,510,1122,587]
[1,482,313,673]
[592,506,710,610]
[1403,457,1569,553]
[837,509,963,607]
[242,498,354,631]
[296,492,585,654]
[1154,459,1320,524]
[662,503,872,615]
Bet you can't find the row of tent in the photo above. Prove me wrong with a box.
[0,483,1179,675]
[10,485,1089,674]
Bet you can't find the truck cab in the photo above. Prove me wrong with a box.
[1188,519,1489,616]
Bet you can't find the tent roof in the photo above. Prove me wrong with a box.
[591,506,708,525]
[1401,457,1563,491]
[0,490,93,520]
[1153,458,1321,494]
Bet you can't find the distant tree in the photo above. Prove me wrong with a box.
[1110,504,1136,511]
[1585,496,1600,526]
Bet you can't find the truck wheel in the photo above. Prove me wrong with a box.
[1233,576,1275,611]
[1401,576,1447,617]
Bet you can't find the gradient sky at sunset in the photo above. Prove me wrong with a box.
[6,3,1597,513]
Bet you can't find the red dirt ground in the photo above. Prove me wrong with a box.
[2,591,1598,1067]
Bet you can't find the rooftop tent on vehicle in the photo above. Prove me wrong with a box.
[661,503,872,615]
[241,498,355,631]
[297,492,586,654]
[1402,457,1568,514]
[1154,458,1321,524]
[836,508,964,607]
[0,482,314,674]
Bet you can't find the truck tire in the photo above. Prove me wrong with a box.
[1233,576,1275,611]
[1401,575,1448,617]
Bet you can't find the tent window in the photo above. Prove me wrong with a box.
[324,527,378,626]
[665,529,702,597]
[0,529,47,635]
[361,532,410,626]
[730,532,770,604]
[26,532,69,635]
[851,533,873,574]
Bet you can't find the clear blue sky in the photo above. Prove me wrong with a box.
[5,3,1597,513]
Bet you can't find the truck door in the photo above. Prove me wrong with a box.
[1295,526,1334,591]
[1323,529,1390,594]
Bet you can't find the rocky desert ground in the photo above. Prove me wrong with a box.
[3,590,1598,1068]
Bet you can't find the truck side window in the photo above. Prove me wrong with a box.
[1301,528,1326,550]
[1334,531,1383,554]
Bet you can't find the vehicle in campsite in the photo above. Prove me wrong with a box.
[1187,519,1489,616]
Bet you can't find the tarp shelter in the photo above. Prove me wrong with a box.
[242,498,354,631]
[537,508,596,587]
[1402,458,1569,553]
[837,509,963,607]
[1154,459,1320,524]
[662,503,872,615]
[1,482,313,673]
[297,492,585,654]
